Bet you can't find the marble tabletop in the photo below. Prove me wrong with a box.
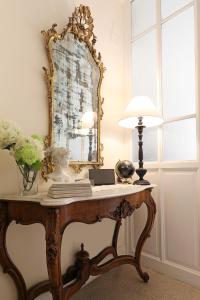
[0,184,156,207]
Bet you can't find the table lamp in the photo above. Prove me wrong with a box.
[119,96,163,185]
[81,111,96,161]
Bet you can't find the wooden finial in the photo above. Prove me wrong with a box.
[81,243,84,252]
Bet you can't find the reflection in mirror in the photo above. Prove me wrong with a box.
[41,5,105,178]
[52,33,100,162]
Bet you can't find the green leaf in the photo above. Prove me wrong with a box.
[16,159,24,166]
[31,160,42,171]
[31,134,44,144]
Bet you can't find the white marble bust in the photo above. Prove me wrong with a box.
[47,147,72,183]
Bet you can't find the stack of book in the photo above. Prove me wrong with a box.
[48,180,92,199]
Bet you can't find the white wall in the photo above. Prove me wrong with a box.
[0,1,131,299]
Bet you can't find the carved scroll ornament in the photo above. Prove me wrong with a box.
[112,200,135,220]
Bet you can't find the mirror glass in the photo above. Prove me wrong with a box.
[52,33,100,162]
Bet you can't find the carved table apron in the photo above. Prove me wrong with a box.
[0,185,156,300]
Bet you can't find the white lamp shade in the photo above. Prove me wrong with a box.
[119,96,163,128]
[81,111,96,129]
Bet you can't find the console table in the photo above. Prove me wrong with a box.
[0,184,156,300]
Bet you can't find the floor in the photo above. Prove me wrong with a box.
[70,265,200,300]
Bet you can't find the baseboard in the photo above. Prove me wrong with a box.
[133,251,200,289]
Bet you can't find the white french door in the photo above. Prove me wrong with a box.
[130,0,200,286]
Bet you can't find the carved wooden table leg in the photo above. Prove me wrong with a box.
[112,220,122,257]
[134,195,156,282]
[46,209,63,300]
[0,203,27,299]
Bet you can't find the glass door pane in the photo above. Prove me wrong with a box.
[163,118,196,161]
[161,0,193,19]
[162,8,195,119]
[132,0,156,37]
[133,127,158,162]
[132,30,157,106]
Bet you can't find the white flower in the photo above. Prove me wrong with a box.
[0,120,21,149]
[0,120,44,170]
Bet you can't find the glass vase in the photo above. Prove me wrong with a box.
[18,165,39,196]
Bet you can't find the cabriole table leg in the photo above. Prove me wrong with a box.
[134,195,156,282]
[112,220,122,256]
[0,203,27,299]
[45,208,63,300]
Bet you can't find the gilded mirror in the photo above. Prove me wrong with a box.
[41,5,105,177]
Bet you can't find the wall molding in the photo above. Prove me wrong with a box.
[130,250,200,289]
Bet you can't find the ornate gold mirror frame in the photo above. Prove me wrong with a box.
[41,5,105,179]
